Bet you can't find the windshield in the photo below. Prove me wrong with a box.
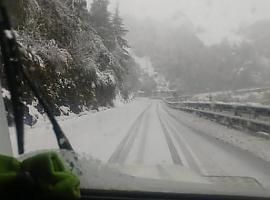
[1,0,270,197]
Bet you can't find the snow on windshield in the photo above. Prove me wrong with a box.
[1,0,270,196]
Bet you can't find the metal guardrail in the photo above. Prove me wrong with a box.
[228,87,270,95]
[165,87,270,103]
[168,101,270,120]
[166,101,270,136]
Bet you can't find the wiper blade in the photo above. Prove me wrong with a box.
[0,0,73,154]
[0,1,24,154]
[21,68,74,151]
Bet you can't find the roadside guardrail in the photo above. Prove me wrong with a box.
[166,101,270,137]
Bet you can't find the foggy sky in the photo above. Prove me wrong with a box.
[87,0,270,45]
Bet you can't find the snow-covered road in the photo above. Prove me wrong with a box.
[10,98,270,189]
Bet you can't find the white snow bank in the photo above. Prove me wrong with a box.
[1,88,11,99]
[167,107,270,163]
[10,98,150,158]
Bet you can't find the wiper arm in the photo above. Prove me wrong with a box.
[0,1,24,154]
[21,69,74,151]
[0,1,73,154]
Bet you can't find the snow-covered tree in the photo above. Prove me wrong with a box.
[90,0,115,50]
[112,4,129,49]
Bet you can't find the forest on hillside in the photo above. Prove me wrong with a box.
[124,15,270,94]
[0,0,155,125]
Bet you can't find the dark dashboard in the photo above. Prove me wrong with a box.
[80,189,270,200]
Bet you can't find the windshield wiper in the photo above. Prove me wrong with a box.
[0,0,73,154]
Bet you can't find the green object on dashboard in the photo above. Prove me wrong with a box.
[0,152,80,199]
[22,152,81,199]
[0,154,21,187]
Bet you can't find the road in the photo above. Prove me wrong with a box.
[105,99,270,189]
[12,98,270,189]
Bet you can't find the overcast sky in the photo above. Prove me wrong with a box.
[88,0,270,45]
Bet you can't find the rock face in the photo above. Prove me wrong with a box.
[2,0,133,125]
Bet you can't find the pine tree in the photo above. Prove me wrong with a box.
[90,0,115,50]
[112,4,129,49]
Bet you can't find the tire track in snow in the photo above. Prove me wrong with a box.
[159,103,205,174]
[161,102,226,175]
[157,103,183,165]
[135,109,150,164]
[158,106,191,168]
[108,102,152,164]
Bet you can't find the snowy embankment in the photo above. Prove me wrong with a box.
[24,94,130,129]
[191,87,270,106]
[167,106,270,163]
[10,98,150,158]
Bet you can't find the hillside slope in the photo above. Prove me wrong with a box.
[1,0,140,125]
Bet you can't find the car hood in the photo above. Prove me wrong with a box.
[20,150,270,198]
